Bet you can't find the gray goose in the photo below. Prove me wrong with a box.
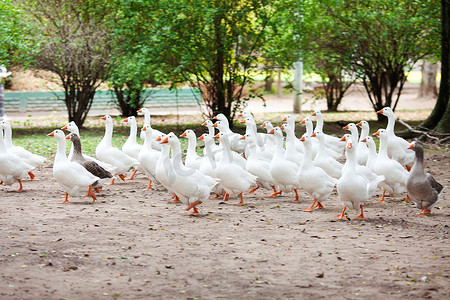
[66,133,114,191]
[406,141,444,217]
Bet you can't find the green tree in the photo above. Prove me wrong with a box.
[20,0,116,127]
[421,0,450,133]
[318,0,440,120]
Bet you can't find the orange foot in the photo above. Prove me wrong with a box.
[291,189,300,203]
[126,169,138,180]
[304,198,317,212]
[170,194,180,203]
[405,194,412,202]
[233,193,244,206]
[144,180,152,191]
[266,191,282,198]
[118,174,126,181]
[17,179,23,192]
[58,193,69,204]
[314,202,324,209]
[247,186,259,194]
[28,172,35,180]
[108,178,115,185]
[354,205,365,219]
[187,207,199,215]
[376,190,386,202]
[210,193,220,199]
[335,207,347,219]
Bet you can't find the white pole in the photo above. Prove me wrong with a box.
[293,59,303,113]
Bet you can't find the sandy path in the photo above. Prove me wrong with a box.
[0,149,449,299]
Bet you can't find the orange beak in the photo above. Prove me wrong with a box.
[137,109,143,113]
[47,131,55,137]
[156,136,161,142]
[213,133,220,139]
[361,138,367,142]
[65,134,71,140]
[261,123,266,127]
[377,109,383,114]
[213,116,218,120]
[212,123,218,128]
[343,125,349,130]
[161,137,169,144]
[300,136,305,142]
[101,116,107,120]
[238,113,243,117]
[408,143,414,150]
[347,143,353,149]
[142,126,147,131]
[356,122,362,127]
[268,129,275,134]
[123,118,129,123]
[180,132,187,137]
[202,121,208,126]
[373,131,380,136]
[300,119,305,124]
[61,125,68,130]
[282,117,287,121]
[312,112,316,116]
[240,120,246,124]
[240,136,246,140]
[340,136,346,141]
[311,133,316,137]
[280,125,285,130]
[198,135,204,141]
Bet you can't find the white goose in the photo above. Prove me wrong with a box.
[311,110,344,154]
[355,121,370,165]
[268,127,301,202]
[241,117,273,161]
[122,116,143,179]
[154,134,179,202]
[302,117,341,159]
[137,108,163,151]
[214,132,256,205]
[47,130,98,203]
[96,115,140,183]
[372,129,409,202]
[298,134,337,212]
[161,133,218,215]
[280,123,303,167]
[198,133,224,198]
[343,122,366,165]
[213,113,246,153]
[180,129,203,170]
[311,132,342,179]
[261,120,276,151]
[138,126,161,190]
[62,121,115,173]
[241,133,278,196]
[0,125,35,191]
[336,137,370,220]
[1,120,46,168]
[212,121,247,169]
[377,107,414,168]
[282,115,304,153]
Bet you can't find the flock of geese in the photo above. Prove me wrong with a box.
[0,107,444,219]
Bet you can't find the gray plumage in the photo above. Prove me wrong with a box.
[68,133,114,183]
[406,141,444,211]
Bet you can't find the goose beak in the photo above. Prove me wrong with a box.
[180,132,187,137]
[361,138,367,142]
[300,136,305,142]
[198,135,204,141]
[240,136,246,140]
[137,109,143,113]
[343,125,349,130]
[373,131,380,136]
[280,125,285,130]
[268,129,275,134]
[282,117,287,121]
[311,133,316,137]
[300,119,305,124]
[240,120,246,124]
[123,118,129,123]
[312,112,316,116]
[156,136,161,142]
[348,143,353,149]
[356,122,362,127]
[142,126,147,131]
[47,131,55,137]
[161,137,169,144]
[213,133,220,139]
[238,113,243,117]
[408,143,415,150]
[340,136,346,141]
[101,116,107,120]
[212,123,218,128]
[377,109,384,114]
[213,116,218,120]
[61,125,68,130]
[261,123,266,127]
[65,134,71,140]
[202,121,208,126]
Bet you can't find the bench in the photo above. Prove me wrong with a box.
[3,88,201,113]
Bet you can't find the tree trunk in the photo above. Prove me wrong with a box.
[265,69,273,92]
[0,82,5,119]
[419,61,438,98]
[277,68,283,98]
[421,0,450,132]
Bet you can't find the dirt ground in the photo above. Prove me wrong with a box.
[0,147,449,299]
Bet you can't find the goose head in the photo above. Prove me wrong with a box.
[100,115,113,125]
[47,129,66,140]
[61,121,79,133]
[340,133,352,142]
[311,110,322,118]
[377,107,394,117]
[261,121,273,131]
[373,128,388,138]
[180,129,196,139]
